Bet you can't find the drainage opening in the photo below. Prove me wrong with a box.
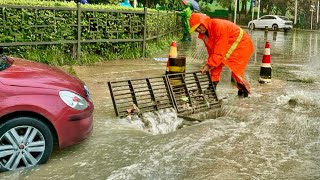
[108,71,223,132]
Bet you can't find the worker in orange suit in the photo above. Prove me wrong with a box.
[189,13,254,97]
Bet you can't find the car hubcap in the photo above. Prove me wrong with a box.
[0,126,45,170]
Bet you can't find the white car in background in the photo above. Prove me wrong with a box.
[248,15,293,31]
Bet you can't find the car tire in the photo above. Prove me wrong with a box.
[0,116,53,172]
[272,24,279,31]
[249,23,255,30]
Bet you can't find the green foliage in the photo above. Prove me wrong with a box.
[145,34,177,57]
[1,0,77,7]
[144,0,182,9]
[0,0,182,65]
[8,45,75,66]
[146,11,178,37]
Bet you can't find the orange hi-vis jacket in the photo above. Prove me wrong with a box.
[189,13,254,93]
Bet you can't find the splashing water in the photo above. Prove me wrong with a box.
[142,108,184,135]
[124,108,183,135]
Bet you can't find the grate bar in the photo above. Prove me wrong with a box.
[108,71,222,118]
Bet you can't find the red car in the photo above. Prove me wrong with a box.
[0,55,94,172]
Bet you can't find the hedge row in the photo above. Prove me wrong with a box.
[0,0,181,64]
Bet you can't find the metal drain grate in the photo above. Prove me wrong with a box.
[108,71,222,118]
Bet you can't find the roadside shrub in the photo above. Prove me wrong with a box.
[0,0,182,65]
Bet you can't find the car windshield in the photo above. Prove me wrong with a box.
[279,16,289,20]
[0,55,12,71]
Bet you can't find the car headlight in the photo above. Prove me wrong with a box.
[59,91,88,110]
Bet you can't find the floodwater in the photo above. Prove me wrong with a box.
[1,29,320,179]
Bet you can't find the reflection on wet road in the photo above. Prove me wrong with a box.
[1,30,320,179]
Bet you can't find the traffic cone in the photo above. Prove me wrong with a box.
[259,41,272,83]
[166,41,177,73]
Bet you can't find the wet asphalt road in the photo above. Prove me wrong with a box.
[1,29,320,180]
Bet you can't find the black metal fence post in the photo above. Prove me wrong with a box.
[157,10,160,42]
[142,7,147,57]
[77,3,81,62]
[0,4,181,60]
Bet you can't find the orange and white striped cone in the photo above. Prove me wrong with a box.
[166,41,177,73]
[259,41,272,83]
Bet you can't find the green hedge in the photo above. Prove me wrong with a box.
[0,0,181,65]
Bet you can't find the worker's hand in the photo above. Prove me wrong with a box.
[201,64,213,74]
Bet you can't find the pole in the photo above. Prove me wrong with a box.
[252,0,255,21]
[294,0,298,24]
[142,7,147,57]
[77,3,81,62]
[234,0,237,24]
[311,10,314,30]
[133,0,137,8]
[310,5,315,30]
[252,7,254,21]
[317,1,319,23]
[257,0,261,19]
[311,5,315,30]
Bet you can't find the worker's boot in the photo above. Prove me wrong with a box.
[237,83,248,98]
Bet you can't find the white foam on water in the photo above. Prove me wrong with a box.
[276,94,293,106]
[153,57,167,61]
[118,108,183,135]
[142,108,183,135]
[277,90,320,108]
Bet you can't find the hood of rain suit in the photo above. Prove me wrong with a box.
[189,13,210,33]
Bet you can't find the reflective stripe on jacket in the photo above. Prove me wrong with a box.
[189,13,254,92]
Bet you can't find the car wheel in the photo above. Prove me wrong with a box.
[0,116,53,172]
[249,23,255,30]
[272,24,279,31]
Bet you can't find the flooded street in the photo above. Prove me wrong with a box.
[1,29,320,179]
